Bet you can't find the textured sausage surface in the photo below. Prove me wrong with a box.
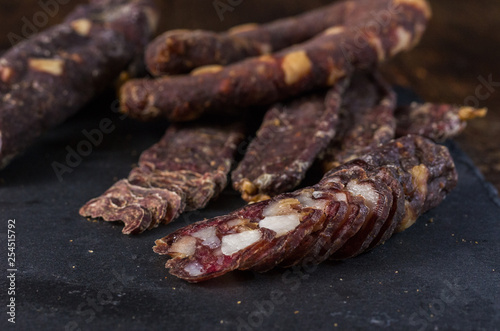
[154,135,457,282]
[322,71,397,171]
[80,123,245,234]
[395,102,487,142]
[145,0,403,76]
[0,0,158,168]
[231,81,347,202]
[322,76,486,173]
[121,0,431,122]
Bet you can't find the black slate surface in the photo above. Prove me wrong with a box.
[0,91,499,331]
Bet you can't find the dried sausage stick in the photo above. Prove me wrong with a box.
[0,0,158,168]
[231,81,347,203]
[79,123,245,234]
[322,71,396,171]
[154,135,457,282]
[395,102,487,142]
[145,0,404,76]
[121,0,431,122]
[322,78,486,172]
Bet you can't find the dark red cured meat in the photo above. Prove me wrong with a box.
[307,170,371,264]
[322,71,397,172]
[395,102,487,142]
[145,0,406,76]
[79,123,245,234]
[249,207,325,272]
[145,29,268,76]
[121,0,431,122]
[0,0,158,169]
[329,178,392,259]
[154,135,457,282]
[231,81,346,202]
[321,77,486,173]
[366,167,406,249]
[278,194,346,267]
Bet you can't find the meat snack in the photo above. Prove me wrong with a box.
[322,71,396,171]
[146,0,409,76]
[154,135,457,282]
[395,102,487,142]
[0,0,158,169]
[232,81,346,203]
[80,123,245,234]
[121,0,431,122]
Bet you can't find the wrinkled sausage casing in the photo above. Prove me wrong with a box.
[154,135,457,282]
[232,81,347,202]
[0,0,158,168]
[80,123,245,234]
[145,0,406,76]
[322,71,397,172]
[121,0,431,122]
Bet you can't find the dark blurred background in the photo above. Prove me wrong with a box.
[1,0,499,192]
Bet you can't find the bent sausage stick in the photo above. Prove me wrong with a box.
[0,0,158,169]
[231,81,347,203]
[154,135,457,282]
[322,71,396,171]
[146,0,407,75]
[121,0,431,122]
[322,75,486,172]
[395,102,487,142]
[79,123,245,234]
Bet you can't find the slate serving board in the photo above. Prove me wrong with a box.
[0,90,499,331]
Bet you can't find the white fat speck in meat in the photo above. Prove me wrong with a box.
[227,218,244,227]
[262,198,299,217]
[259,214,301,237]
[297,192,327,210]
[192,227,221,248]
[169,236,197,257]
[184,261,204,276]
[221,230,262,256]
[346,180,378,209]
[334,192,347,202]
